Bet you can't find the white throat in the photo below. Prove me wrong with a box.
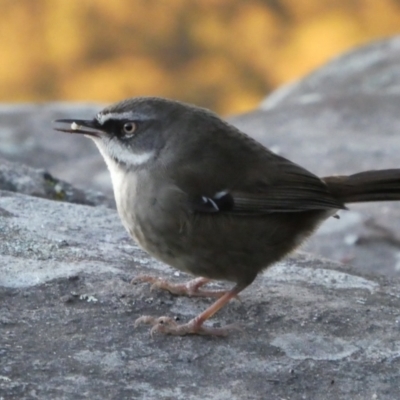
[88,136,153,210]
[89,136,154,168]
[89,137,146,228]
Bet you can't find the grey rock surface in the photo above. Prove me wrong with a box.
[260,36,400,110]
[0,102,111,195]
[0,157,112,207]
[1,190,400,400]
[230,95,400,177]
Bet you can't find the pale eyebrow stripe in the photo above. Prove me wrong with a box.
[97,112,135,125]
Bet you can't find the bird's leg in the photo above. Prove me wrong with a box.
[134,284,244,336]
[132,275,232,298]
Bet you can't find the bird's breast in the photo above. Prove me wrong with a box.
[107,165,140,239]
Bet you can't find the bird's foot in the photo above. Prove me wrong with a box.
[134,283,245,337]
[132,275,234,299]
[134,315,238,337]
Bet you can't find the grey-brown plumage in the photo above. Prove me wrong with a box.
[54,96,400,336]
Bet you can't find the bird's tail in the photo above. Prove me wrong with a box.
[323,169,400,204]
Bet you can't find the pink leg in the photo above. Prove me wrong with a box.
[132,275,231,299]
[134,284,244,337]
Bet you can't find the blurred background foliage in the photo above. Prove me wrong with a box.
[1,0,400,114]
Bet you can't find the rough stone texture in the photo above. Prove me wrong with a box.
[1,190,400,400]
[0,102,111,195]
[229,95,400,176]
[260,36,400,110]
[0,157,113,207]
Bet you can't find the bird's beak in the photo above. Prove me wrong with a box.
[53,119,104,138]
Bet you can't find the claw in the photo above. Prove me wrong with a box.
[133,281,247,337]
[134,314,237,337]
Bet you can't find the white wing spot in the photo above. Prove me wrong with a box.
[214,190,228,199]
[208,198,219,210]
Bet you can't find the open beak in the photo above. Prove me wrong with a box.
[53,119,104,138]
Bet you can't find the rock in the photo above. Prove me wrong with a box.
[260,36,400,110]
[1,190,400,399]
[0,102,111,195]
[0,157,113,207]
[229,93,400,178]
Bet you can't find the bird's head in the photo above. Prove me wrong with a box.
[54,96,218,171]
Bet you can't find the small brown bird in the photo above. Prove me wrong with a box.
[55,97,400,336]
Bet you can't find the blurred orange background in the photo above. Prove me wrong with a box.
[1,0,400,115]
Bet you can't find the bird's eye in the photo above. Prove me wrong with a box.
[122,122,137,137]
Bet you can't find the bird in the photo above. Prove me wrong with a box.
[54,96,400,336]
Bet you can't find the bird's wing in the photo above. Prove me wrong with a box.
[186,155,346,215]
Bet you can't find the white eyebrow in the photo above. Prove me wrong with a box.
[96,112,135,125]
